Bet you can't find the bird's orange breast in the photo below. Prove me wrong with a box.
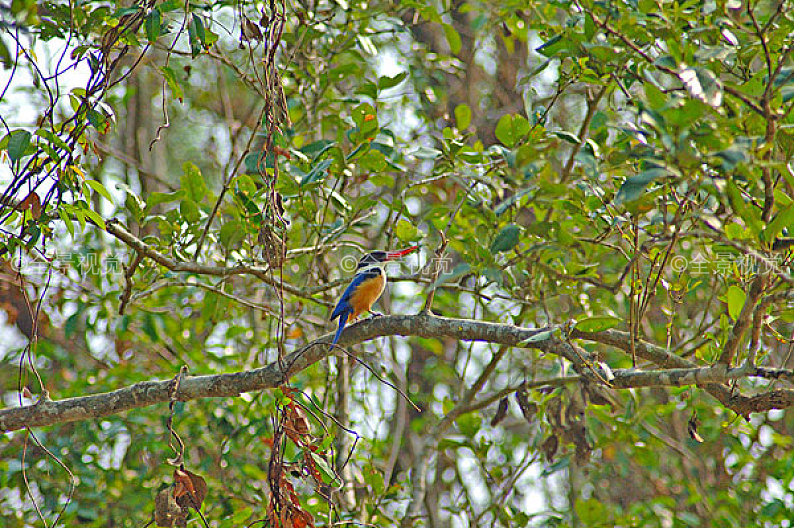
[349,273,385,320]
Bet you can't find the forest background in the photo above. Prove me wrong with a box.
[2,0,794,526]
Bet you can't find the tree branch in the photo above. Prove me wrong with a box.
[4,315,794,433]
[105,219,333,305]
[572,327,794,417]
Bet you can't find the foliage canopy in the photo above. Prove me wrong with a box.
[1,0,794,526]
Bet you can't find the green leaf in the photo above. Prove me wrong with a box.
[411,146,442,160]
[495,114,530,148]
[358,149,386,171]
[220,220,244,248]
[146,190,185,210]
[180,199,201,222]
[725,180,762,234]
[584,13,596,40]
[181,162,209,202]
[308,451,342,485]
[245,151,272,173]
[643,83,667,109]
[454,104,472,130]
[142,313,160,342]
[161,66,183,101]
[235,173,257,195]
[87,109,107,131]
[6,130,31,162]
[519,330,553,344]
[188,13,204,57]
[614,168,667,204]
[490,224,521,253]
[554,131,580,144]
[74,210,88,236]
[357,34,377,55]
[352,103,378,135]
[536,34,565,57]
[301,159,332,185]
[193,13,206,44]
[442,23,462,54]
[680,66,723,107]
[85,180,113,204]
[394,219,419,242]
[81,207,105,229]
[35,128,70,154]
[145,9,161,44]
[378,71,407,90]
[59,208,74,237]
[234,189,262,222]
[356,81,377,100]
[763,204,794,244]
[494,187,534,216]
[540,454,570,477]
[725,180,746,217]
[575,316,622,333]
[760,499,785,519]
[0,37,11,68]
[714,146,747,170]
[575,498,606,526]
[300,140,335,159]
[455,412,481,437]
[158,0,181,12]
[726,285,746,321]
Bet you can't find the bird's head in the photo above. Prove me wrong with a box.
[356,246,418,271]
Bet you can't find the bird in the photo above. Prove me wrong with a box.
[329,246,419,345]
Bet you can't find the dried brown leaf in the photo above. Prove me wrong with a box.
[16,192,41,219]
[241,17,263,41]
[541,435,559,462]
[154,487,186,528]
[514,387,538,423]
[567,421,592,464]
[259,224,286,267]
[173,469,207,510]
[545,396,565,431]
[566,389,585,423]
[688,412,704,443]
[285,402,311,440]
[293,508,314,528]
[490,397,509,426]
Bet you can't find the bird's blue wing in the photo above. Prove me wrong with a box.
[330,273,368,320]
[330,269,382,345]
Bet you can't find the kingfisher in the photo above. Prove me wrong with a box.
[330,246,419,345]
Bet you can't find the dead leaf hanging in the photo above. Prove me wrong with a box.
[490,397,509,426]
[173,468,208,511]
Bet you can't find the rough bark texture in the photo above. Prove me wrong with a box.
[3,315,793,432]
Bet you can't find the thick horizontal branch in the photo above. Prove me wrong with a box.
[3,314,793,432]
[573,328,794,417]
[610,364,794,388]
[0,315,556,432]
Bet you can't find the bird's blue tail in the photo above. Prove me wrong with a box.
[332,312,350,345]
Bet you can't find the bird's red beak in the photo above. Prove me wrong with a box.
[385,245,419,261]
